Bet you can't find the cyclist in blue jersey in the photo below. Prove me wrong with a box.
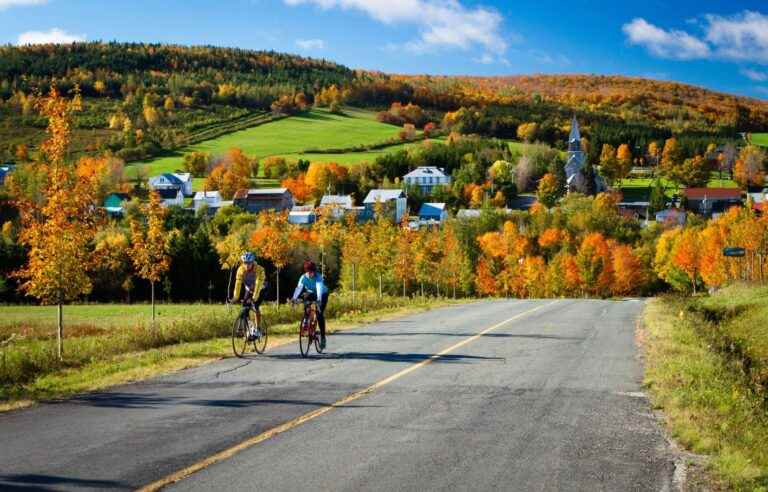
[291,260,329,350]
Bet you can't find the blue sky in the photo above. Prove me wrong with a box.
[2,0,767,99]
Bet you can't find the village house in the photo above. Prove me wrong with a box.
[655,207,686,226]
[363,189,407,222]
[192,191,222,212]
[288,205,317,225]
[157,187,185,207]
[319,194,355,220]
[403,167,451,194]
[149,172,193,196]
[103,192,131,217]
[683,188,742,217]
[233,187,294,214]
[417,202,448,224]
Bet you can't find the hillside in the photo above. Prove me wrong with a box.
[2,42,766,166]
[0,42,355,163]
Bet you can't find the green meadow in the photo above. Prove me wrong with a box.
[127,108,408,182]
[753,133,768,147]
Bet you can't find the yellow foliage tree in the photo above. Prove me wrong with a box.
[129,190,171,324]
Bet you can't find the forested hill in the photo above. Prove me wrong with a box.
[0,42,355,104]
[1,42,766,163]
[372,73,768,135]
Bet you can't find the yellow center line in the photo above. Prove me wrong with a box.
[137,300,558,492]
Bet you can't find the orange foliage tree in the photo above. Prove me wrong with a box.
[12,85,100,359]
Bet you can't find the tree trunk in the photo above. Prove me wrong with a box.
[276,268,281,309]
[453,282,456,299]
[421,282,424,299]
[378,274,382,299]
[352,263,357,307]
[57,302,63,361]
[226,266,233,300]
[403,279,406,298]
[151,281,156,326]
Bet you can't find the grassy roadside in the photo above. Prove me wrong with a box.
[641,286,768,490]
[0,297,467,412]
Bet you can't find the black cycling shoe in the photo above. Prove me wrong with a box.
[320,336,327,350]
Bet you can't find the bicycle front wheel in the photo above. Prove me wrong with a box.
[299,318,311,358]
[232,316,249,358]
[254,315,268,354]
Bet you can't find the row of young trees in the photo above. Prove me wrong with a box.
[5,86,171,358]
[655,206,768,293]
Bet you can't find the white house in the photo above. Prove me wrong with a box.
[157,187,184,207]
[319,194,354,219]
[288,206,317,225]
[193,191,222,211]
[363,189,407,223]
[403,167,451,194]
[149,173,193,196]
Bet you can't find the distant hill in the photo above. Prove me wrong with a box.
[0,42,764,164]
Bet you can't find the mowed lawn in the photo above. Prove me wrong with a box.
[0,304,229,339]
[127,107,404,180]
[753,133,768,147]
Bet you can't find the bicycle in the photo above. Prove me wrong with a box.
[231,291,268,357]
[295,299,323,358]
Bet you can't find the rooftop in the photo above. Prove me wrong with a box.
[320,194,354,207]
[193,191,221,200]
[403,166,448,179]
[363,189,405,204]
[234,188,290,199]
[684,188,742,200]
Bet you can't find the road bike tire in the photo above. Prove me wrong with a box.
[313,326,323,354]
[299,317,311,358]
[254,314,268,354]
[232,316,249,358]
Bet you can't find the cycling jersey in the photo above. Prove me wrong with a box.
[233,263,266,300]
[292,273,327,301]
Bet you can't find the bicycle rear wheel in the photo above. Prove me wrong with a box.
[299,318,311,358]
[232,316,249,358]
[254,312,268,354]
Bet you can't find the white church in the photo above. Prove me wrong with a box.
[564,116,606,195]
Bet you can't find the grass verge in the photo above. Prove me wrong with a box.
[0,295,466,412]
[641,285,768,490]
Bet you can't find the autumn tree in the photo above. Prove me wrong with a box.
[368,202,396,297]
[183,152,210,177]
[393,216,415,296]
[15,144,29,162]
[129,190,170,324]
[733,145,767,189]
[611,245,644,296]
[516,122,538,142]
[672,228,701,294]
[340,216,368,305]
[281,173,312,203]
[12,85,100,359]
[536,173,559,208]
[250,211,291,303]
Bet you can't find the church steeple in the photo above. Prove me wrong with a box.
[568,115,581,152]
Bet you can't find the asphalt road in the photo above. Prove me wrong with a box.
[0,299,676,491]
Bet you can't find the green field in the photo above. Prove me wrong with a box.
[127,107,407,182]
[753,133,768,147]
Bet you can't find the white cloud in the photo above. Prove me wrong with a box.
[0,0,46,10]
[17,28,85,45]
[622,11,768,64]
[741,68,768,81]
[284,0,508,55]
[622,18,710,60]
[475,53,494,64]
[705,11,768,63]
[296,38,325,50]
